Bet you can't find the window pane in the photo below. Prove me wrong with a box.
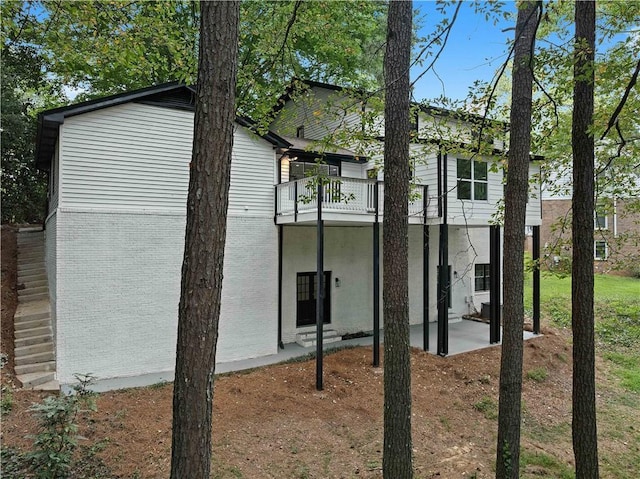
[474,161,487,180]
[457,158,471,179]
[290,162,304,181]
[457,180,471,200]
[329,165,339,176]
[475,182,488,200]
[595,241,607,260]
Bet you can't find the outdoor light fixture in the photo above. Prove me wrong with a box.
[335,277,341,287]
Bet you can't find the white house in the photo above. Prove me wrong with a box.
[34,81,543,390]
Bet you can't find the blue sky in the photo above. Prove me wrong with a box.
[411,1,518,102]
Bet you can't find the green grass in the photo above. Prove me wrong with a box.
[473,396,498,420]
[603,352,640,392]
[526,367,548,382]
[520,449,574,479]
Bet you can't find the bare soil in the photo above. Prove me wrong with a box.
[1,225,19,388]
[1,226,637,478]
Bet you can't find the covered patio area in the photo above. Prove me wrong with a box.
[215,320,539,375]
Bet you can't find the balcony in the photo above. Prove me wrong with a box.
[275,176,438,225]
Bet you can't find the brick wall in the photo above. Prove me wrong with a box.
[54,209,278,386]
[541,198,640,275]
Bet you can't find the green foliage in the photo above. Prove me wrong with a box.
[26,374,97,479]
[473,396,498,420]
[526,367,549,382]
[1,386,13,415]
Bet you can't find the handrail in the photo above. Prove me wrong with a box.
[276,176,434,221]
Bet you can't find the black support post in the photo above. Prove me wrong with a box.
[278,225,283,349]
[423,185,429,351]
[437,153,449,356]
[373,182,380,366]
[533,225,541,334]
[316,181,324,391]
[489,225,502,344]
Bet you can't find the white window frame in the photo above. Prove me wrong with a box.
[594,240,608,260]
[594,205,608,230]
[456,158,488,201]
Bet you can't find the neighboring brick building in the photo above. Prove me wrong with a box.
[541,197,640,276]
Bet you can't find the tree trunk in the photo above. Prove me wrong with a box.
[170,2,240,478]
[382,1,413,478]
[496,2,539,478]
[572,1,599,477]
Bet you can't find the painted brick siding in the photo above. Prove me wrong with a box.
[45,212,57,340]
[54,210,278,385]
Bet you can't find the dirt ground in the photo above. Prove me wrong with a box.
[1,226,636,478]
[1,225,19,389]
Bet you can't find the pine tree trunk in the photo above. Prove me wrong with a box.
[382,1,413,478]
[170,2,240,478]
[572,2,599,477]
[495,2,539,478]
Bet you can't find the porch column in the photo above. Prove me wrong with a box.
[532,225,541,334]
[278,225,284,349]
[437,152,449,356]
[489,225,501,344]
[316,181,324,391]
[373,182,380,366]
[423,185,429,351]
[437,224,449,356]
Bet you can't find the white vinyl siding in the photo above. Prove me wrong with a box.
[525,163,542,226]
[341,162,362,178]
[59,103,276,217]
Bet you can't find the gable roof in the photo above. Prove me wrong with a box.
[36,82,291,169]
[274,78,507,129]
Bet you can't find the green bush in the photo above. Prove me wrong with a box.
[26,374,96,479]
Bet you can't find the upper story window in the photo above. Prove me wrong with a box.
[457,158,488,201]
[289,161,339,182]
[296,125,305,138]
[594,203,608,230]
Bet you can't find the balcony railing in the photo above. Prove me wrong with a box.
[276,176,434,222]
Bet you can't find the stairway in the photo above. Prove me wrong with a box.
[14,228,58,391]
[296,329,342,348]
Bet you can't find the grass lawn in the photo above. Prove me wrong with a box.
[523,272,640,477]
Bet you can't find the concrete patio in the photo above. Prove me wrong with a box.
[84,320,538,392]
[215,320,539,375]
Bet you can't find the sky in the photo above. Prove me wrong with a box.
[411,1,518,103]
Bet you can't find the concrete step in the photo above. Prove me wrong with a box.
[296,330,342,348]
[15,299,50,317]
[18,371,55,389]
[18,256,45,265]
[17,236,44,245]
[19,279,48,289]
[18,272,47,283]
[18,250,45,258]
[15,309,50,323]
[18,263,47,280]
[15,360,56,375]
[448,313,462,324]
[18,292,49,302]
[18,286,49,297]
[15,318,50,331]
[18,258,44,272]
[15,341,54,357]
[15,350,54,366]
[15,326,52,340]
[37,380,60,391]
[15,333,53,348]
